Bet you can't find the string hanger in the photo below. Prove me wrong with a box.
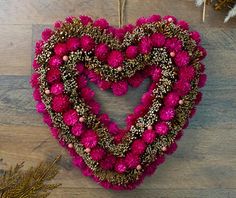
[118,0,126,27]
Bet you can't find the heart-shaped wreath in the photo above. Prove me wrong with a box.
[30,14,207,190]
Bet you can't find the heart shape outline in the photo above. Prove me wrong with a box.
[31,15,207,190]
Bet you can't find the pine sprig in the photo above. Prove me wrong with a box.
[0,156,61,198]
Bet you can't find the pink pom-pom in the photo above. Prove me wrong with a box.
[30,73,39,88]
[33,89,41,101]
[115,159,127,173]
[190,31,201,44]
[177,20,189,30]
[159,107,175,121]
[35,40,44,55]
[54,43,68,56]
[111,80,128,96]
[36,102,46,113]
[51,94,70,112]
[128,73,144,87]
[151,33,165,47]
[139,36,152,55]
[174,80,191,96]
[81,130,98,148]
[63,109,78,126]
[148,14,161,23]
[80,35,95,51]
[107,50,124,68]
[164,92,180,107]
[41,28,53,41]
[100,155,116,170]
[76,75,87,89]
[155,122,169,135]
[195,92,202,105]
[142,129,156,143]
[198,74,207,88]
[152,67,162,81]
[81,87,94,101]
[179,66,196,81]
[32,59,40,70]
[108,122,119,135]
[125,153,140,169]
[90,147,106,161]
[50,83,64,95]
[48,55,63,68]
[131,140,146,155]
[95,43,110,61]
[71,122,84,136]
[165,38,182,52]
[125,46,138,59]
[141,91,153,106]
[46,68,61,84]
[98,80,111,90]
[79,15,93,25]
[93,18,109,29]
[174,51,190,67]
[54,20,63,29]
[99,114,110,125]
[163,15,177,23]
[67,37,80,51]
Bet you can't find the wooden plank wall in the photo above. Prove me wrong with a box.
[0,0,236,197]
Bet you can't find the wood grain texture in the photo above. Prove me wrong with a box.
[0,0,236,197]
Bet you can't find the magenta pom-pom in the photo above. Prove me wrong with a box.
[71,122,84,136]
[107,50,124,68]
[155,122,169,135]
[95,43,110,61]
[131,139,146,155]
[63,109,78,126]
[139,36,152,55]
[41,28,53,41]
[111,80,128,96]
[90,147,106,161]
[48,55,63,68]
[125,46,138,59]
[151,33,165,47]
[67,37,80,51]
[142,129,156,143]
[81,130,98,148]
[54,43,68,56]
[94,18,109,30]
[80,35,95,51]
[159,107,175,121]
[51,94,70,113]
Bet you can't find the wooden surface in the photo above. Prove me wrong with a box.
[0,0,236,197]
